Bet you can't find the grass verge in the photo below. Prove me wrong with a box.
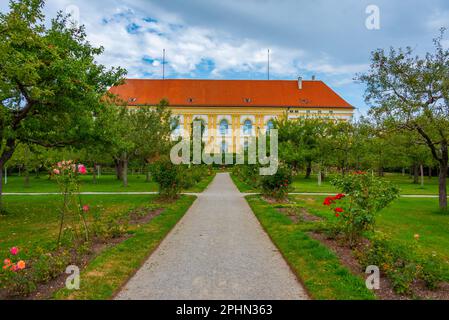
[246,195,375,300]
[52,195,196,300]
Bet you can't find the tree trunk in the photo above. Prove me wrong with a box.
[115,159,123,180]
[0,162,3,211]
[317,169,322,186]
[305,161,312,179]
[402,168,405,176]
[429,167,432,179]
[378,166,384,177]
[122,153,128,188]
[92,164,97,184]
[420,164,424,187]
[24,169,30,188]
[438,146,448,211]
[146,170,151,182]
[413,164,419,184]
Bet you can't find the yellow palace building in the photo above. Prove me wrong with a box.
[110,78,354,153]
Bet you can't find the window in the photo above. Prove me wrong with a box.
[243,120,253,135]
[243,141,249,152]
[171,118,181,134]
[221,141,228,153]
[219,119,229,136]
[266,120,274,133]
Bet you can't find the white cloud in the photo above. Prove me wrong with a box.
[35,0,362,81]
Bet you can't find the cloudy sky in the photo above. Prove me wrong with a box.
[2,0,449,114]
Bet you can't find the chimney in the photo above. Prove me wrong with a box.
[312,75,316,81]
[297,76,303,90]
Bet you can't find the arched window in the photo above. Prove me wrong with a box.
[243,120,253,135]
[266,120,274,133]
[171,118,181,134]
[243,141,249,152]
[221,141,228,153]
[219,119,229,136]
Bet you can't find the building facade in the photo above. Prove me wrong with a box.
[109,78,354,153]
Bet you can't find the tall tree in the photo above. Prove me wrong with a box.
[358,30,449,210]
[0,0,125,209]
[110,100,173,187]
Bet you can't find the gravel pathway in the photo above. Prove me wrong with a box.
[115,173,309,300]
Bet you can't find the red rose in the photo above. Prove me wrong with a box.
[335,207,344,213]
[335,213,340,218]
[335,193,345,200]
[323,197,333,206]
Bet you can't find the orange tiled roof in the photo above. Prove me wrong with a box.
[109,79,353,108]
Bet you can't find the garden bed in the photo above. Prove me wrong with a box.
[309,231,449,300]
[1,206,167,300]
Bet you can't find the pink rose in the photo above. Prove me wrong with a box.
[4,259,11,266]
[53,169,60,175]
[82,205,90,212]
[10,247,19,256]
[78,165,87,175]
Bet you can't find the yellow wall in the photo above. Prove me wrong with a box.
[165,106,354,153]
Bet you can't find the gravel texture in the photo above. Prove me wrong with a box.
[115,173,309,300]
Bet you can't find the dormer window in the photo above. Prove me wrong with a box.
[128,97,137,103]
[244,98,252,103]
[187,98,194,103]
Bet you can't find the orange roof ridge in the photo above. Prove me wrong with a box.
[109,78,354,109]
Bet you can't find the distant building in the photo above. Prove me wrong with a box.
[109,78,354,153]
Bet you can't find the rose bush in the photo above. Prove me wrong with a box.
[324,171,399,246]
[52,161,89,245]
[150,160,182,199]
[260,165,293,201]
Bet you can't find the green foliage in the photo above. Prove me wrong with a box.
[232,164,261,189]
[324,172,399,246]
[358,29,449,210]
[150,160,182,199]
[52,161,89,245]
[0,0,126,209]
[356,233,445,294]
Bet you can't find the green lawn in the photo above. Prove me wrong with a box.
[0,194,197,299]
[54,195,196,300]
[292,173,447,195]
[289,195,449,280]
[2,173,214,193]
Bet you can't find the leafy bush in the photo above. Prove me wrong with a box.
[356,233,445,294]
[232,164,261,188]
[323,172,399,246]
[260,165,293,201]
[1,246,70,296]
[150,160,182,199]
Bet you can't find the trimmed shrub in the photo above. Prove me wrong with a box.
[260,165,292,201]
[150,160,182,199]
